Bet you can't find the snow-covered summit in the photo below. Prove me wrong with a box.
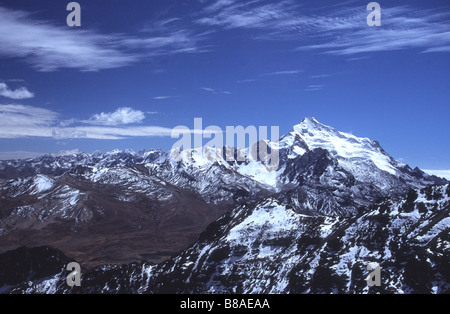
[280,117,397,175]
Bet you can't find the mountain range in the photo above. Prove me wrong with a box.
[0,118,448,294]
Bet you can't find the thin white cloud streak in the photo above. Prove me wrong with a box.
[310,74,332,79]
[304,85,324,92]
[0,151,46,160]
[0,104,201,140]
[153,96,179,100]
[295,7,450,55]
[0,7,137,72]
[236,79,257,83]
[0,6,205,72]
[0,104,59,138]
[120,30,196,51]
[346,56,370,62]
[55,149,81,156]
[261,70,301,76]
[201,87,231,95]
[236,69,301,84]
[52,126,175,140]
[53,125,212,140]
[197,0,298,30]
[203,0,238,14]
[0,104,57,127]
[0,83,34,99]
[309,72,346,79]
[422,46,450,53]
[201,87,216,93]
[6,79,25,83]
[423,170,450,180]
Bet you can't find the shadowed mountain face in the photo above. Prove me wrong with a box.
[1,184,448,294]
[0,118,446,272]
[0,246,71,292]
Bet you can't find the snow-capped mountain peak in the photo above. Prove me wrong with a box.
[280,117,397,176]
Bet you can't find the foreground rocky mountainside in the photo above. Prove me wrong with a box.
[1,184,448,294]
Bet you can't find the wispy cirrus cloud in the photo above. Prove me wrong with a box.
[295,6,450,55]
[310,74,333,79]
[153,95,180,100]
[261,70,302,76]
[52,125,175,140]
[0,6,205,72]
[0,83,34,99]
[309,72,346,79]
[119,28,206,56]
[236,69,301,84]
[0,104,58,126]
[304,85,324,92]
[5,79,25,83]
[236,79,257,84]
[0,104,57,138]
[0,7,137,71]
[196,1,450,56]
[197,0,298,31]
[201,87,231,95]
[3,2,447,73]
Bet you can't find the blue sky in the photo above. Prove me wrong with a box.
[0,0,449,171]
